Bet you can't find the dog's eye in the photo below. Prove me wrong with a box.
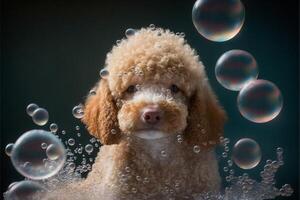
[170,84,180,94]
[126,85,137,94]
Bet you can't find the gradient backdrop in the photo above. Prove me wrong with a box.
[1,0,299,199]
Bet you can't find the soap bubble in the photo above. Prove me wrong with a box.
[215,50,258,91]
[192,0,245,42]
[237,80,283,123]
[49,123,58,133]
[26,103,39,117]
[232,138,262,169]
[99,69,109,79]
[10,130,66,180]
[72,104,84,119]
[125,28,136,38]
[5,180,45,200]
[46,144,61,160]
[84,144,94,154]
[193,145,201,153]
[5,143,14,156]
[68,138,75,146]
[32,108,49,126]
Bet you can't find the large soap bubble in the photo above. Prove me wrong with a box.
[192,0,245,42]
[5,180,45,200]
[232,138,262,169]
[10,130,66,180]
[237,79,283,123]
[215,50,258,91]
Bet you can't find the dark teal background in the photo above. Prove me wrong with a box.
[1,0,299,199]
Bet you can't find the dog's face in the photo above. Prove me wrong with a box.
[117,80,188,139]
[82,27,226,148]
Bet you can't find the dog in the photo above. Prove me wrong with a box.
[45,27,226,200]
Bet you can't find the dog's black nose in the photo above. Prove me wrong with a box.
[142,107,162,125]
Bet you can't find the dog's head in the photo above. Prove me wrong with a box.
[82,27,226,148]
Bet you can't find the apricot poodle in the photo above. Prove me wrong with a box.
[46,27,226,200]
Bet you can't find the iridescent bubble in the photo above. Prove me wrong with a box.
[125,28,136,38]
[215,50,258,91]
[192,0,245,42]
[5,143,14,156]
[46,144,62,160]
[5,180,45,200]
[10,130,66,180]
[26,103,39,117]
[72,104,84,119]
[99,69,109,79]
[49,123,58,133]
[84,144,94,154]
[237,80,283,123]
[32,108,49,126]
[232,138,262,170]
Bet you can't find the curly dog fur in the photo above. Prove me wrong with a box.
[46,27,226,200]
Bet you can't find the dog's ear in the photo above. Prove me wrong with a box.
[82,80,121,145]
[184,79,227,149]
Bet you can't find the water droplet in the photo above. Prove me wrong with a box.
[32,108,49,126]
[215,50,258,91]
[238,80,283,123]
[26,103,39,117]
[192,0,245,42]
[232,138,262,170]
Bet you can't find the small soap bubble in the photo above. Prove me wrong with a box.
[32,108,49,126]
[46,144,61,160]
[26,103,39,117]
[75,126,80,131]
[5,143,14,156]
[238,80,283,123]
[85,144,94,154]
[125,28,136,38]
[61,130,66,135]
[5,180,45,200]
[149,24,155,29]
[232,138,262,170]
[276,147,283,154]
[161,150,167,157]
[72,104,84,119]
[193,145,201,153]
[192,0,245,42]
[10,130,66,180]
[41,143,47,149]
[215,50,258,91]
[49,123,58,133]
[111,129,117,134]
[68,138,75,146]
[99,68,109,79]
[77,133,81,137]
